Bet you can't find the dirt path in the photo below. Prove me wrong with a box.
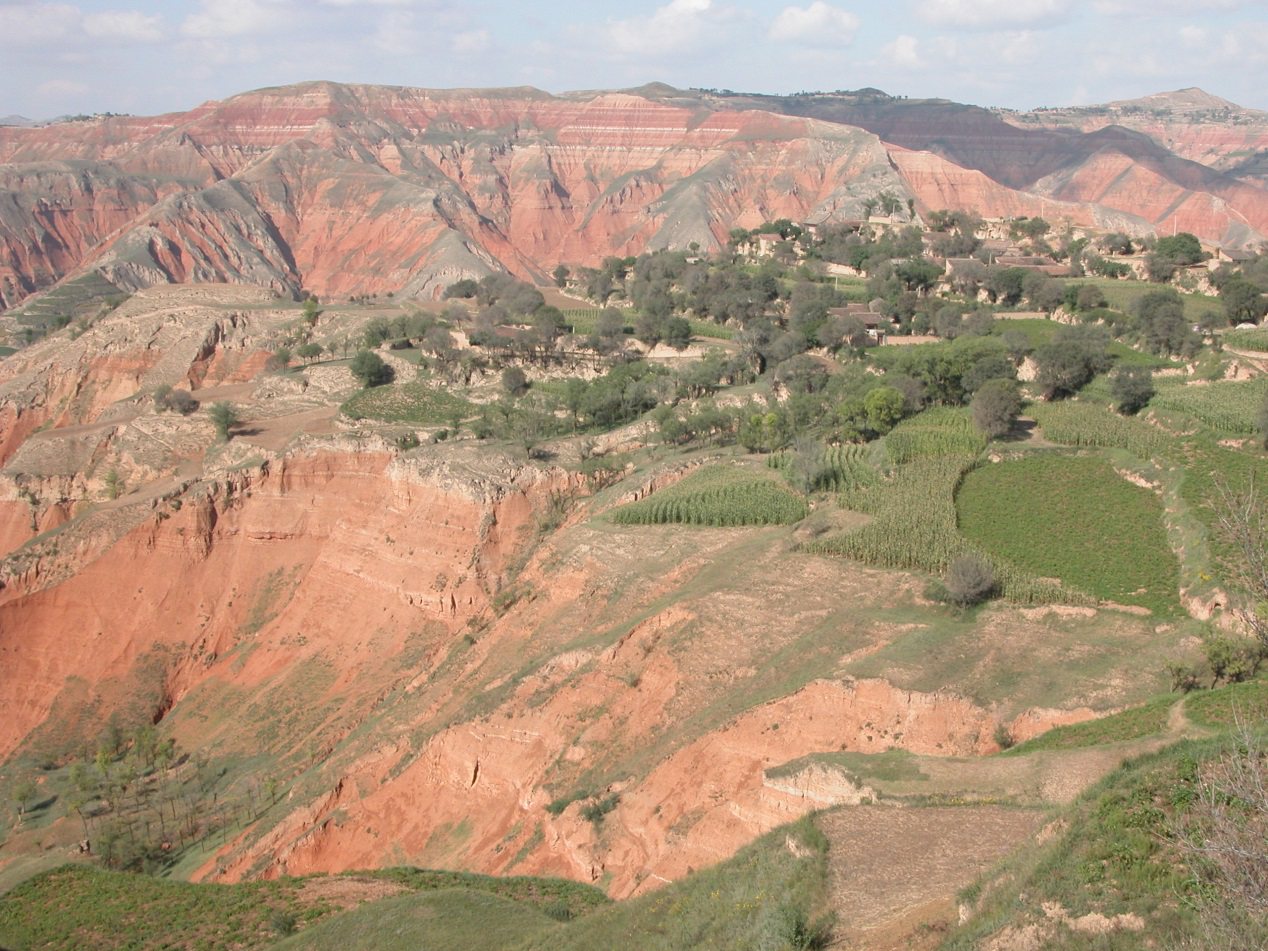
[237,405,339,452]
[821,805,1045,950]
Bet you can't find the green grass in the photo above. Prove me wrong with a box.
[340,380,477,425]
[365,867,608,918]
[0,865,608,951]
[1002,694,1176,756]
[957,455,1181,615]
[610,464,809,526]
[272,889,559,951]
[766,748,928,783]
[990,318,1180,368]
[940,740,1215,949]
[1184,677,1268,729]
[0,865,327,950]
[1081,277,1222,321]
[1149,376,1268,434]
[513,814,831,951]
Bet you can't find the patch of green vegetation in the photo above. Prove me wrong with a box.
[884,406,985,465]
[1082,277,1220,321]
[990,318,1179,368]
[1223,327,1268,352]
[1185,677,1268,729]
[1003,695,1176,756]
[808,437,1075,605]
[514,814,832,951]
[272,889,558,951]
[957,455,1181,615]
[940,737,1245,949]
[1150,376,1268,434]
[766,748,928,783]
[340,380,476,425]
[366,867,608,918]
[610,464,809,526]
[0,865,325,950]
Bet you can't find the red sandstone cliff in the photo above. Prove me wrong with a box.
[4,82,1266,311]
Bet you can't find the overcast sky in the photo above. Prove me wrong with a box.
[2,0,1266,119]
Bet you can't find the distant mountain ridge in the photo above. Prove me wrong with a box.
[1,80,1266,311]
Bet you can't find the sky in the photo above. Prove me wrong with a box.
[2,0,1267,119]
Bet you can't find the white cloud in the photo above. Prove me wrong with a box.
[917,0,1065,29]
[602,0,733,57]
[180,0,288,39]
[35,78,89,99]
[0,2,80,46]
[770,2,859,47]
[879,33,922,69]
[83,10,165,42]
[453,28,491,54]
[1095,0,1248,12]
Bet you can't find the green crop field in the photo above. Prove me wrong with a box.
[1149,376,1268,434]
[957,455,1181,615]
[1223,327,1268,352]
[341,380,477,425]
[1028,400,1171,458]
[1081,277,1221,321]
[610,465,809,526]
[884,407,986,465]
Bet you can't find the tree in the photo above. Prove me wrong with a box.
[301,298,321,324]
[349,350,392,388]
[208,402,240,441]
[863,386,906,435]
[1109,366,1155,415]
[501,366,529,397]
[971,379,1022,438]
[662,316,692,351]
[295,342,323,363]
[943,555,995,607]
[1223,278,1268,325]
[552,264,570,288]
[266,346,292,370]
[1033,326,1112,399]
[12,779,36,821]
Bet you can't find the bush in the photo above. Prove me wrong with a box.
[971,379,1021,438]
[502,366,529,396]
[1109,365,1155,415]
[944,554,995,606]
[349,350,393,388]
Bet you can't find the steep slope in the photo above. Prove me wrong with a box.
[1002,87,1268,191]
[5,82,1268,314]
[708,87,1268,247]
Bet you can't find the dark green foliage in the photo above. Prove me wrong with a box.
[349,350,393,388]
[1033,324,1112,398]
[208,401,240,441]
[970,379,1021,438]
[1109,365,1155,415]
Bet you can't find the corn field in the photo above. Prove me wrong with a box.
[884,407,986,465]
[767,443,878,492]
[806,452,1091,606]
[611,465,809,526]
[1149,377,1268,435]
[1027,401,1171,457]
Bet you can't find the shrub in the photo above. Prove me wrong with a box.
[971,379,1021,438]
[349,350,392,388]
[1109,365,1155,415]
[944,554,995,607]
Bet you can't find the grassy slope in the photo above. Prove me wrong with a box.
[273,889,559,951]
[0,866,608,951]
